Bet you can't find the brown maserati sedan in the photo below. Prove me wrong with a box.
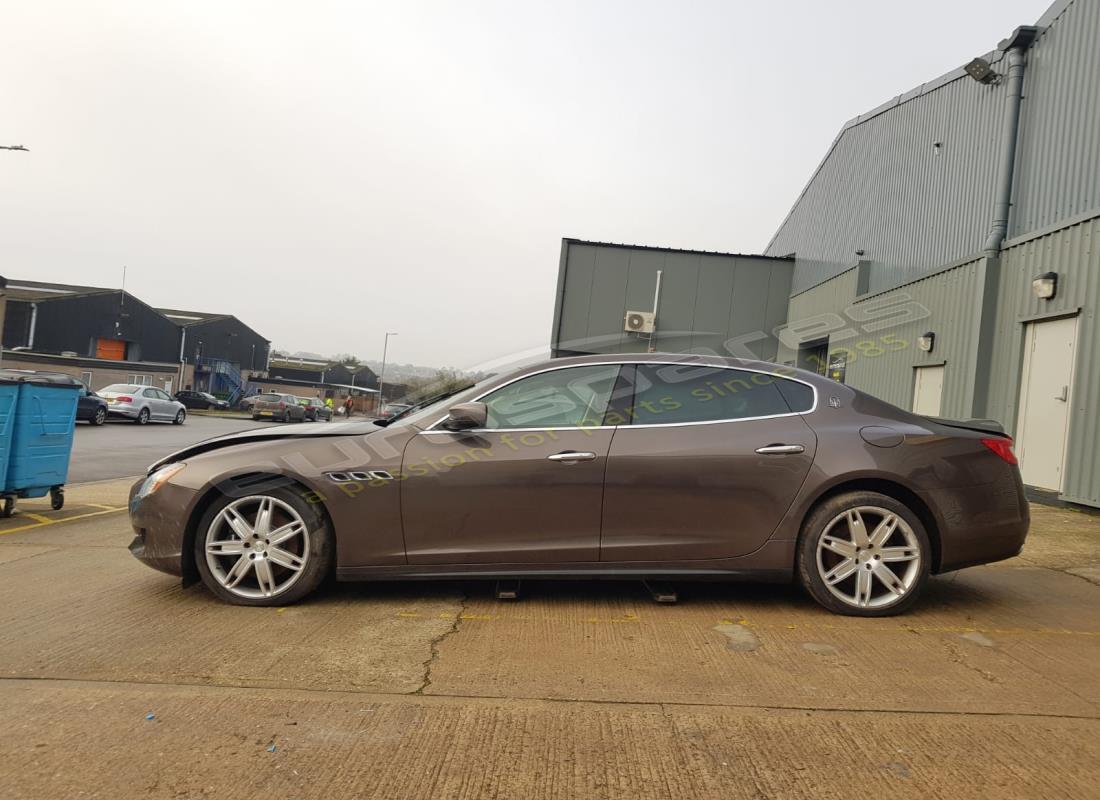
[129,354,1028,616]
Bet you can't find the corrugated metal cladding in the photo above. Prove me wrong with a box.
[766,74,1002,294]
[987,213,1100,506]
[553,241,793,359]
[777,261,986,416]
[777,267,859,364]
[843,261,985,416]
[1013,0,1100,235]
[765,0,1100,295]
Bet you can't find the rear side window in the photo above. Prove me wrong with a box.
[629,365,793,425]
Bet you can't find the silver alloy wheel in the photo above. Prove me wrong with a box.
[204,496,311,599]
[816,505,921,609]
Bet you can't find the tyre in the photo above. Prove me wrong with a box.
[50,487,64,511]
[252,414,261,421]
[193,487,334,606]
[92,407,107,426]
[1,497,13,518]
[135,407,151,425]
[797,491,930,617]
[173,409,186,425]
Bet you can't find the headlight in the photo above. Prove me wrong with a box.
[137,463,186,498]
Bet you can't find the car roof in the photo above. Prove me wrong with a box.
[507,352,830,388]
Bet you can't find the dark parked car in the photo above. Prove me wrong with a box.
[0,369,107,425]
[250,393,305,423]
[129,354,1029,615]
[298,396,332,422]
[175,390,229,410]
[381,402,412,419]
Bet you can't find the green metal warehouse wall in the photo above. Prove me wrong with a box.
[552,240,794,359]
[988,212,1100,507]
[780,259,987,417]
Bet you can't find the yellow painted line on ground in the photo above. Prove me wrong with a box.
[0,506,127,536]
[86,503,120,511]
[21,513,52,524]
[726,619,1100,638]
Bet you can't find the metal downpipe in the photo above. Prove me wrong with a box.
[982,46,1028,258]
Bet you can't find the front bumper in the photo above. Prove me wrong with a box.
[128,478,200,577]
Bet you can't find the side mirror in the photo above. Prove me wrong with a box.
[443,402,487,431]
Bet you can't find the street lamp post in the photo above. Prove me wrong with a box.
[378,332,398,413]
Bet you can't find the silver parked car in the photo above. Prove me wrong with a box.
[99,384,187,425]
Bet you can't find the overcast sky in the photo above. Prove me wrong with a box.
[2,0,1044,369]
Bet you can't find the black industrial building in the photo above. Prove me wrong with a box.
[3,280,181,362]
[158,309,271,373]
[0,279,273,399]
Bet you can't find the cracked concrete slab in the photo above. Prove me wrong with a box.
[1,482,1098,798]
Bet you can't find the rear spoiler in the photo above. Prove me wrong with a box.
[924,416,1007,436]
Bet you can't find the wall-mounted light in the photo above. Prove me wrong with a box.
[1032,272,1058,300]
[964,57,1001,84]
[932,141,943,156]
[855,249,865,257]
[917,332,936,353]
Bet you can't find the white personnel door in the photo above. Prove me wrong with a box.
[1017,316,1078,491]
[912,365,945,417]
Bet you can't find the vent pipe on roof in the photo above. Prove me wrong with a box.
[982,26,1040,258]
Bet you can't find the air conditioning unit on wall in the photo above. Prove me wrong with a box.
[624,310,655,334]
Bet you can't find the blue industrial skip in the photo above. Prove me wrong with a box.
[1,375,80,517]
[0,379,18,486]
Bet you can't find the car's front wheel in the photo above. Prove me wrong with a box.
[194,488,333,606]
[797,491,930,616]
[92,407,107,426]
[173,409,186,425]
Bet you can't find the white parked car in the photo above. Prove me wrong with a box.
[98,384,187,425]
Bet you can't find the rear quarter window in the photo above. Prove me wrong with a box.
[776,378,816,413]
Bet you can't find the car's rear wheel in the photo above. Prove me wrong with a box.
[92,407,107,426]
[797,491,930,616]
[135,407,150,425]
[194,489,333,606]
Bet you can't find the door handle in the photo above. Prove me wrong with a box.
[1054,385,1068,402]
[755,444,805,455]
[547,451,597,463]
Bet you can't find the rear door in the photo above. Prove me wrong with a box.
[600,363,817,561]
[141,388,166,419]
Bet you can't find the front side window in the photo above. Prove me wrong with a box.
[629,364,798,425]
[481,365,621,429]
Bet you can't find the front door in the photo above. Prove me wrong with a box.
[401,363,623,564]
[1017,316,1078,491]
[600,363,817,561]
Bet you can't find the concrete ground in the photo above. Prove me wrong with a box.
[0,480,1097,799]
